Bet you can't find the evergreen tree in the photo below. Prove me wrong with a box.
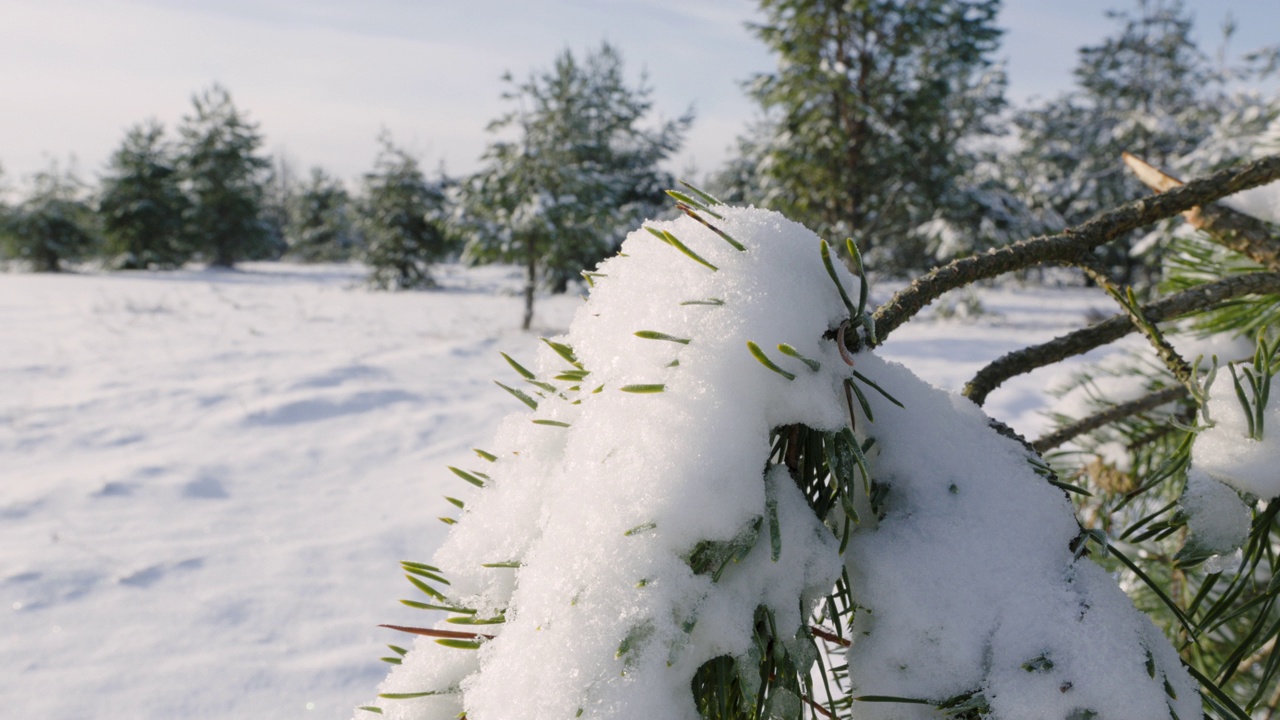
[460,42,691,329]
[98,120,190,269]
[359,132,450,289]
[1005,0,1223,284]
[177,85,271,268]
[260,153,298,260]
[287,167,357,262]
[1,161,97,272]
[740,0,1006,272]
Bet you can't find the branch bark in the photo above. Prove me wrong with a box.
[866,154,1280,348]
[1032,385,1189,454]
[1122,153,1280,270]
[962,271,1280,406]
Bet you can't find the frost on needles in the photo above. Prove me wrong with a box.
[364,206,1200,719]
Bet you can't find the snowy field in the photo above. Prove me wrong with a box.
[1,262,1115,718]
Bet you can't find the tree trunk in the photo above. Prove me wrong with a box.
[523,242,536,331]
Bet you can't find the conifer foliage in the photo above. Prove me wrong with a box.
[177,85,272,268]
[460,42,691,329]
[98,121,190,269]
[739,0,1006,271]
[359,133,450,290]
[1,161,97,272]
[287,167,357,262]
[1004,0,1273,284]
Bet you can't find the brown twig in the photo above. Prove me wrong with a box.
[963,271,1280,406]
[379,624,495,641]
[1123,152,1280,270]
[810,625,851,647]
[1031,385,1190,454]
[867,154,1280,349]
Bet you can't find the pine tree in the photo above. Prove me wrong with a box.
[359,132,450,289]
[1,161,97,272]
[98,120,190,269]
[1006,0,1222,284]
[286,167,358,262]
[259,153,298,260]
[459,42,691,329]
[740,0,1006,272]
[177,85,271,268]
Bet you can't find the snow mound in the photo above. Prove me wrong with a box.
[1181,468,1250,556]
[365,206,1199,720]
[1193,370,1280,498]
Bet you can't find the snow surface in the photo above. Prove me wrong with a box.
[1193,367,1280,498]
[1180,469,1251,556]
[2,255,1152,719]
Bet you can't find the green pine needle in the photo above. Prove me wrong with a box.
[494,381,538,410]
[645,226,719,271]
[402,563,451,585]
[675,202,747,251]
[379,689,458,699]
[399,599,475,614]
[820,240,857,316]
[473,447,498,462]
[500,352,536,380]
[767,496,781,562]
[852,370,904,408]
[746,341,796,381]
[679,298,724,306]
[777,343,820,371]
[620,384,667,393]
[435,638,483,650]
[635,330,692,344]
[405,574,447,602]
[666,189,724,219]
[625,521,658,536]
[532,419,571,427]
[541,338,582,369]
[846,238,869,315]
[447,466,486,488]
[446,615,506,625]
[679,180,724,207]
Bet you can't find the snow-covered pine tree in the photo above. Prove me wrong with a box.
[458,42,691,329]
[99,120,191,270]
[287,167,358,263]
[1003,0,1268,285]
[735,0,1007,273]
[362,153,1280,719]
[2,160,97,272]
[358,132,451,290]
[176,84,272,268]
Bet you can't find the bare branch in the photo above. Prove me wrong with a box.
[1032,386,1189,454]
[963,271,1280,406]
[867,154,1280,348]
[1124,152,1280,270]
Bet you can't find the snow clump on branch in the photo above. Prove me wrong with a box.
[364,205,1199,720]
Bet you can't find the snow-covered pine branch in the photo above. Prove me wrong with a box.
[363,201,1206,720]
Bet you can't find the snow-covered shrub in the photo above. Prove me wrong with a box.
[360,200,1203,720]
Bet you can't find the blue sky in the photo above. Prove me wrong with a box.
[1,0,1275,189]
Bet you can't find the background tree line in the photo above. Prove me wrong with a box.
[2,0,1277,313]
